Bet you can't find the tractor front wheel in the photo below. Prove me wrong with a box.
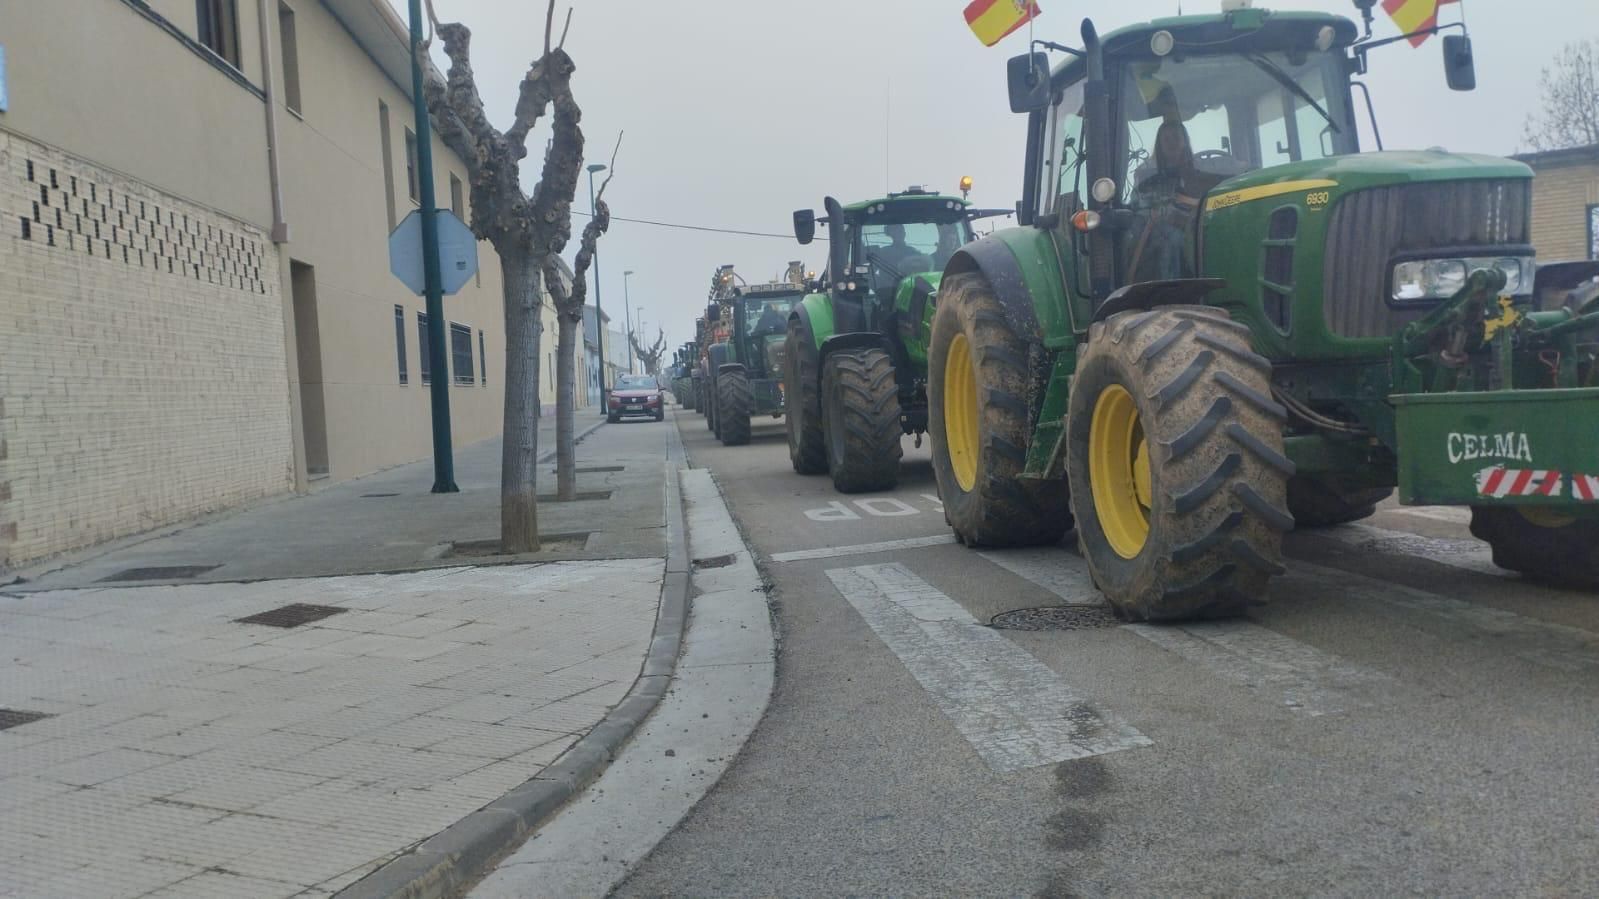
[1469,507,1599,588]
[784,317,828,474]
[1066,306,1295,621]
[718,369,753,446]
[928,273,1069,547]
[822,348,902,493]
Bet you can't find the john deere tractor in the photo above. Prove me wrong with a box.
[703,264,809,446]
[926,3,1599,620]
[786,189,1010,491]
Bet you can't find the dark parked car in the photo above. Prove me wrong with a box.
[608,375,665,423]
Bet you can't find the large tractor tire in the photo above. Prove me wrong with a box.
[1287,478,1392,528]
[783,316,828,474]
[821,348,902,493]
[1469,507,1599,587]
[705,377,718,434]
[718,369,753,446]
[1066,306,1295,621]
[928,273,1070,547]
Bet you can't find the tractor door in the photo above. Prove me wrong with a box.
[1036,78,1096,319]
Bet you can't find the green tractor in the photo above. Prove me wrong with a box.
[670,343,698,409]
[786,189,1010,491]
[926,3,1599,621]
[704,264,810,447]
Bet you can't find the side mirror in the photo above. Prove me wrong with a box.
[1443,34,1475,91]
[793,209,816,245]
[1007,51,1050,113]
[706,303,721,323]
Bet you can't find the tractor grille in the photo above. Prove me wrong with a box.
[1322,179,1531,338]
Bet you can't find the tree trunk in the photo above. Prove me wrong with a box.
[555,313,580,501]
[500,252,542,553]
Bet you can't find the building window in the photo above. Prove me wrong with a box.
[196,0,241,68]
[450,322,475,385]
[404,129,420,203]
[417,312,431,384]
[378,102,397,229]
[393,305,408,385]
[1589,205,1599,261]
[278,3,302,114]
[478,330,487,385]
[450,174,464,218]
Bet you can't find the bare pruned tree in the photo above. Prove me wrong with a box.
[628,327,668,376]
[1524,39,1599,152]
[422,0,612,548]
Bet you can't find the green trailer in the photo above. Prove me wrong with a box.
[921,3,1599,620]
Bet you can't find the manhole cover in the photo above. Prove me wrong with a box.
[0,708,54,731]
[693,554,736,570]
[235,603,348,628]
[990,606,1121,631]
[361,492,401,498]
[535,490,613,502]
[576,465,625,473]
[99,565,220,583]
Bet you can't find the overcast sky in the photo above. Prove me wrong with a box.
[401,0,1597,357]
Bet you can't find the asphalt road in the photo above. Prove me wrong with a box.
[617,407,1599,898]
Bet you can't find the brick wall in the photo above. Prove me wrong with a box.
[1527,159,1599,262]
[0,130,294,570]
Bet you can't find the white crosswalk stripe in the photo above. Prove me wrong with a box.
[769,534,957,563]
[1320,522,1506,577]
[978,547,1104,606]
[825,563,1151,771]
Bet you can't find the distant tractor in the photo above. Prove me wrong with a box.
[786,189,1010,491]
[704,264,810,447]
[924,3,1599,621]
[670,343,698,409]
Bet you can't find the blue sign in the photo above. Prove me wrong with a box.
[387,209,479,296]
[0,45,9,113]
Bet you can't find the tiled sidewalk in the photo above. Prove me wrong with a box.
[1,560,662,898]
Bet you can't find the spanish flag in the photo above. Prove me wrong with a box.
[964,0,1041,48]
[1382,0,1458,46]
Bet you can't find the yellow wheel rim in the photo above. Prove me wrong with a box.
[1090,384,1151,559]
[944,332,980,492]
[1518,506,1577,529]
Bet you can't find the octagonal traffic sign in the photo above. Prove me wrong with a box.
[388,209,479,296]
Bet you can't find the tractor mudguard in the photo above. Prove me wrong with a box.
[943,227,1072,344]
[1092,278,1227,322]
[791,296,836,350]
[819,332,896,360]
[717,362,746,375]
[707,343,731,369]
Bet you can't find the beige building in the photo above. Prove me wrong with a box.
[1514,144,1599,263]
[0,0,567,569]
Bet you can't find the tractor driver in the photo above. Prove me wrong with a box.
[868,223,933,296]
[1127,117,1222,282]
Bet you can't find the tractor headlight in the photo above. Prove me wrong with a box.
[1392,256,1533,302]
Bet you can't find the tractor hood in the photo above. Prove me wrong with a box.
[1202,150,1531,214]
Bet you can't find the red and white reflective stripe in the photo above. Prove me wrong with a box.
[1475,467,1563,498]
[1574,474,1599,502]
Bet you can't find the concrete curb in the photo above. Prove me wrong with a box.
[336,416,690,899]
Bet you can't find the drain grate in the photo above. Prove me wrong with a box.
[99,565,220,583]
[235,603,348,628]
[989,606,1121,631]
[576,465,625,473]
[536,490,613,502]
[692,554,736,570]
[361,492,401,498]
[0,708,54,731]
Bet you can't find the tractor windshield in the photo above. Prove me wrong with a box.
[857,207,972,296]
[1117,49,1356,204]
[744,298,795,336]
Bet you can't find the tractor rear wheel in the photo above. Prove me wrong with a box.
[784,317,828,474]
[1287,479,1392,527]
[718,369,752,446]
[1469,507,1599,587]
[928,273,1069,547]
[822,348,902,493]
[1066,306,1295,621]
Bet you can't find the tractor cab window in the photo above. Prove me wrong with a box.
[858,212,970,295]
[1115,49,1354,282]
[745,298,793,336]
[1037,80,1087,217]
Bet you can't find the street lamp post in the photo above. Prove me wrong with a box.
[623,270,636,374]
[587,163,607,412]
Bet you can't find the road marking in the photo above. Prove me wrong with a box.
[1289,561,1599,673]
[978,547,1104,606]
[1322,523,1505,577]
[920,493,944,510]
[769,534,957,563]
[1126,622,1387,717]
[979,546,1384,716]
[825,563,1150,771]
[1390,506,1473,525]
